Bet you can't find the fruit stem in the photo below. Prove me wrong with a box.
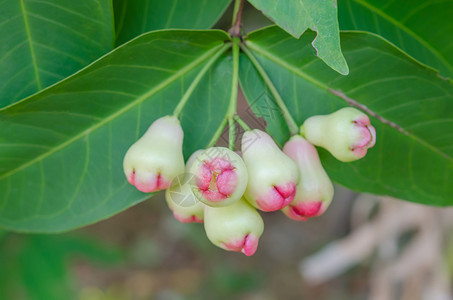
[173,43,231,118]
[226,37,241,150]
[240,43,299,135]
[228,117,236,150]
[226,37,240,119]
[234,116,252,131]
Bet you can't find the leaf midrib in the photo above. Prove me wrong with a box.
[0,43,224,181]
[246,39,453,164]
[350,0,453,76]
[20,0,41,90]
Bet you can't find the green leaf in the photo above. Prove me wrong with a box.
[338,0,453,79]
[247,0,349,75]
[0,30,232,232]
[0,0,114,108]
[239,26,453,206]
[113,0,232,45]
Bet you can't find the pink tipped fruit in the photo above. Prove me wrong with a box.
[123,115,185,193]
[189,147,248,207]
[165,182,204,223]
[301,107,376,162]
[204,198,264,256]
[241,129,299,212]
[165,150,204,223]
[282,135,334,221]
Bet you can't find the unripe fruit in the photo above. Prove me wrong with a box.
[189,147,248,207]
[301,107,376,162]
[204,198,264,256]
[282,136,334,221]
[242,129,299,212]
[123,115,185,193]
[165,150,204,223]
[165,183,204,223]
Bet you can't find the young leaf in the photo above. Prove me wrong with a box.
[0,0,114,108]
[338,0,453,79]
[114,0,232,45]
[247,0,349,75]
[239,26,453,206]
[0,30,232,233]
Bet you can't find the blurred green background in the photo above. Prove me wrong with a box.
[0,184,366,300]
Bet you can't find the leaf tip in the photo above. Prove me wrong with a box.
[338,64,350,75]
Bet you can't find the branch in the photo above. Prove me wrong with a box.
[229,0,245,38]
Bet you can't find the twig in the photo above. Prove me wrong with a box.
[229,0,244,38]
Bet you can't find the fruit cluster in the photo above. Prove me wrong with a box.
[123,107,376,256]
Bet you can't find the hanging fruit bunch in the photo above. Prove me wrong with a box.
[123,106,376,256]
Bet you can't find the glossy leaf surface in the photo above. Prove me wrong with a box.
[248,0,349,75]
[338,0,453,78]
[0,30,232,232]
[240,26,453,205]
[114,0,232,45]
[0,0,114,107]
